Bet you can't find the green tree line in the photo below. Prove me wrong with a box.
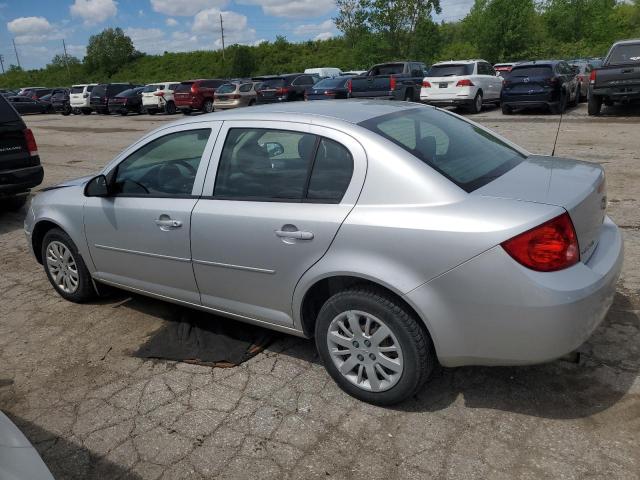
[1,0,639,89]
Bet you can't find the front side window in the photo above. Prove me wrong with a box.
[360,108,525,192]
[114,129,211,196]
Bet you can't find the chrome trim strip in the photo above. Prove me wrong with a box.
[92,276,305,337]
[94,244,191,263]
[192,259,275,274]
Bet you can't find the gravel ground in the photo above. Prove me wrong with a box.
[0,102,638,480]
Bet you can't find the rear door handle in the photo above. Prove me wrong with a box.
[275,230,314,240]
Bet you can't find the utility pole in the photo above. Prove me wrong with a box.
[219,13,226,61]
[62,39,71,79]
[0,54,4,74]
[12,39,21,68]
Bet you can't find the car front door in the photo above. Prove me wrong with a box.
[84,122,221,303]
[190,121,366,328]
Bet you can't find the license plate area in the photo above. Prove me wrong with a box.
[439,83,448,88]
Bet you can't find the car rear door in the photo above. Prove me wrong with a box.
[0,96,31,172]
[190,121,367,328]
[84,122,222,303]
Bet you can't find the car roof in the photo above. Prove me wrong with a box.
[172,99,430,126]
[433,60,480,65]
[513,60,561,67]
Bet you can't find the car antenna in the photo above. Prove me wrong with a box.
[551,105,563,156]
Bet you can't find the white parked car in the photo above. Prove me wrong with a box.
[420,60,503,113]
[141,82,181,115]
[69,84,98,115]
[304,67,343,79]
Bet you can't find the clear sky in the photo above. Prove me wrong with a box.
[0,0,474,70]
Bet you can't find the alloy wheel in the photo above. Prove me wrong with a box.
[45,241,79,294]
[327,310,404,392]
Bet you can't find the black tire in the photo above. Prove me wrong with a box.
[181,109,191,116]
[41,228,97,303]
[551,92,567,114]
[147,109,157,115]
[576,84,583,104]
[82,109,92,115]
[62,108,71,116]
[588,94,602,116]
[315,287,435,405]
[569,86,579,107]
[166,101,176,115]
[120,111,128,116]
[404,89,413,102]
[3,195,28,211]
[469,91,483,114]
[501,103,512,115]
[248,100,256,107]
[203,99,214,113]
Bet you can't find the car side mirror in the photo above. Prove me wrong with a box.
[84,174,110,197]
[265,142,284,158]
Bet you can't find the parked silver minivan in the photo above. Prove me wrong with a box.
[25,101,623,405]
[213,82,258,110]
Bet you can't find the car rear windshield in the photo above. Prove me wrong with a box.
[143,84,162,93]
[216,84,237,94]
[261,79,286,88]
[607,43,640,65]
[116,89,135,97]
[369,64,405,75]
[509,66,553,77]
[70,86,85,94]
[427,64,474,77]
[314,77,348,89]
[360,108,526,192]
[0,95,21,123]
[175,82,193,92]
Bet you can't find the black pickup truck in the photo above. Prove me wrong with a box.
[0,94,44,210]
[588,39,640,115]
[348,61,428,101]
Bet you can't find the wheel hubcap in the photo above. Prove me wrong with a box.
[45,241,79,294]
[327,310,403,392]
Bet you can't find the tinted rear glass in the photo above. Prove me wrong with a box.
[0,95,21,123]
[427,64,474,77]
[143,84,162,93]
[70,86,84,94]
[262,79,286,88]
[371,64,404,75]
[217,84,237,94]
[92,85,106,96]
[175,82,193,92]
[314,77,348,89]
[509,66,553,77]
[116,89,135,97]
[107,85,130,95]
[360,108,525,192]
[608,44,640,65]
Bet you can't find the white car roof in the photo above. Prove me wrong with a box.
[433,60,487,66]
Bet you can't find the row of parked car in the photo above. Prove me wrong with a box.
[2,39,637,118]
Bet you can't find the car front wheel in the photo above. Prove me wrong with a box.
[315,287,435,405]
[42,228,96,303]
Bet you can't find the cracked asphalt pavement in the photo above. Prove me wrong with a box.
[1,103,639,479]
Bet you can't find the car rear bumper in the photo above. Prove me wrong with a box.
[420,98,474,106]
[0,165,44,196]
[214,99,242,109]
[590,86,640,100]
[405,216,623,367]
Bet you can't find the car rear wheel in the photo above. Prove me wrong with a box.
[469,92,483,114]
[166,101,176,115]
[181,109,191,115]
[81,108,92,115]
[248,100,256,107]
[315,287,435,405]
[3,195,27,211]
[147,109,157,115]
[42,228,97,303]
[203,99,214,113]
[552,92,567,114]
[588,94,602,116]
[501,103,512,115]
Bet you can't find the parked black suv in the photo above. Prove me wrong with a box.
[254,74,319,104]
[50,89,72,115]
[108,87,145,115]
[501,60,580,114]
[0,94,44,210]
[90,83,136,114]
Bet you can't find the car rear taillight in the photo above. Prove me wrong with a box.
[589,69,596,84]
[390,76,397,91]
[501,213,579,272]
[456,79,474,87]
[154,91,165,96]
[346,79,352,93]
[502,79,511,87]
[191,84,199,94]
[422,80,432,88]
[23,128,38,157]
[324,90,336,96]
[276,87,290,95]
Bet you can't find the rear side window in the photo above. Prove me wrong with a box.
[239,83,253,92]
[360,108,525,192]
[370,64,404,75]
[510,66,553,78]
[169,83,180,90]
[307,139,353,202]
[262,79,285,88]
[217,84,237,94]
[428,64,473,77]
[607,44,640,65]
[92,85,106,96]
[175,82,193,92]
[0,95,21,123]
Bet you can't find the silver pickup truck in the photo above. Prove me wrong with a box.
[588,39,640,115]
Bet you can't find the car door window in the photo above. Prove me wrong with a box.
[214,128,316,201]
[114,129,211,196]
[239,83,253,93]
[307,138,354,202]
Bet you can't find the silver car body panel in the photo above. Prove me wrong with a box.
[0,412,54,480]
[25,101,624,366]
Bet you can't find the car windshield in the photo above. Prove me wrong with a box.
[175,82,193,92]
[314,77,348,89]
[261,79,286,88]
[0,95,21,122]
[143,84,162,93]
[360,108,526,192]
[607,44,640,65]
[216,84,237,94]
[509,66,553,77]
[428,64,474,77]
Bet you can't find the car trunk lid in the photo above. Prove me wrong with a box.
[473,155,607,262]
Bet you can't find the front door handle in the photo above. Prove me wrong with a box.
[275,229,314,240]
[155,218,182,230]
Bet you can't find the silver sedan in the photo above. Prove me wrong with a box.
[24,101,623,405]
